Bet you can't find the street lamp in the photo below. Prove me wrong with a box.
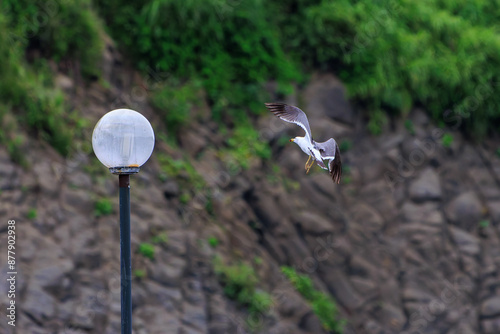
[92,109,155,334]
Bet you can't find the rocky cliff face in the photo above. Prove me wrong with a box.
[1,43,500,334]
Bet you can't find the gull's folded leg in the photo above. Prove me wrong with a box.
[304,155,312,170]
[306,159,314,174]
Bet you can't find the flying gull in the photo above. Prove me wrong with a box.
[265,103,342,184]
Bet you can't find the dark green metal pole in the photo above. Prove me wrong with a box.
[119,174,132,334]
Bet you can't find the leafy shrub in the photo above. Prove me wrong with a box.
[0,1,103,156]
[214,256,272,316]
[3,0,103,78]
[138,243,155,259]
[285,0,500,137]
[281,266,343,333]
[157,153,206,190]
[208,236,219,248]
[224,124,271,170]
[441,133,454,147]
[134,269,146,279]
[404,119,415,135]
[27,208,37,219]
[479,220,490,228]
[339,140,353,152]
[94,0,300,120]
[151,80,202,138]
[151,232,168,244]
[94,198,113,216]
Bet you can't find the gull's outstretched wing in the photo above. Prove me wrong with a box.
[265,103,312,142]
[315,138,342,184]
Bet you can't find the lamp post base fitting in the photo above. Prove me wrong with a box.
[109,167,140,175]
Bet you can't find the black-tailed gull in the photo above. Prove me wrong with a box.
[265,102,342,184]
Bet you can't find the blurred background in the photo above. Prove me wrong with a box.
[1,0,500,333]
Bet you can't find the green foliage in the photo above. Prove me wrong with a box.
[27,208,37,220]
[367,110,387,136]
[138,243,155,259]
[208,236,219,248]
[479,220,490,228]
[224,124,271,170]
[133,269,146,279]
[95,0,300,121]
[442,133,454,147]
[0,1,103,156]
[281,266,343,333]
[151,232,168,244]
[3,0,103,78]
[94,198,113,217]
[339,140,352,152]
[278,0,500,136]
[158,153,206,190]
[404,119,415,135]
[151,80,202,138]
[253,256,263,265]
[179,192,191,204]
[214,256,272,316]
[0,108,29,167]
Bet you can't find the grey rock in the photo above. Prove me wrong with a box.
[445,192,483,231]
[145,281,182,311]
[181,303,207,331]
[349,203,384,235]
[163,180,180,198]
[350,277,377,295]
[134,306,182,333]
[179,128,208,156]
[268,322,307,334]
[22,286,56,323]
[403,287,435,304]
[481,296,500,318]
[380,303,406,331]
[32,259,74,298]
[324,270,364,310]
[482,318,500,334]
[275,290,310,318]
[149,255,186,287]
[469,167,500,199]
[487,200,500,224]
[75,247,101,269]
[66,171,92,189]
[55,73,74,91]
[409,167,442,202]
[180,326,206,334]
[183,278,205,304]
[300,311,324,333]
[401,137,437,163]
[34,161,60,195]
[62,187,94,216]
[304,73,354,124]
[401,202,444,225]
[295,211,335,235]
[449,226,480,256]
[246,190,286,230]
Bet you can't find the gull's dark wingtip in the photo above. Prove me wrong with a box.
[330,146,342,184]
[265,102,287,117]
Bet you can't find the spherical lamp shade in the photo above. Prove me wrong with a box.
[92,109,155,173]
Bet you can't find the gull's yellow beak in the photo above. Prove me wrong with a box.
[290,138,294,142]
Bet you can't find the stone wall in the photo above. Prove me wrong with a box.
[1,48,500,334]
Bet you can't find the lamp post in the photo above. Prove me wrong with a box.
[92,109,155,334]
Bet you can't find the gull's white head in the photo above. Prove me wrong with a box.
[290,136,311,155]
